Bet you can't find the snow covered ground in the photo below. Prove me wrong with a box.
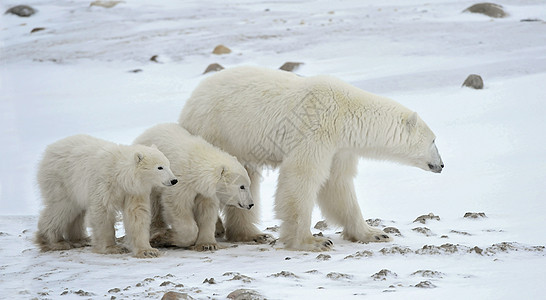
[1,0,545,299]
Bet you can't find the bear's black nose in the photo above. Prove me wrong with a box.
[248,204,254,209]
[170,179,178,185]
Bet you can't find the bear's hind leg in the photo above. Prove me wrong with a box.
[224,166,273,244]
[161,189,199,248]
[316,151,391,243]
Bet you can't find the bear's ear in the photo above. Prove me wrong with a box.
[135,152,144,164]
[406,112,418,128]
[150,144,158,150]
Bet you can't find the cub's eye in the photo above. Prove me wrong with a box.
[240,185,245,190]
[158,166,163,170]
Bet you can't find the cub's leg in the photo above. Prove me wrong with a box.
[89,199,128,255]
[191,194,220,251]
[161,188,198,247]
[123,195,159,258]
[224,166,273,244]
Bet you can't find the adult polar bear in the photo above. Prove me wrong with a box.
[179,66,444,251]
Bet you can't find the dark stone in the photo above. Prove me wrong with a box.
[203,63,224,74]
[463,3,507,18]
[279,62,304,72]
[5,5,36,17]
[31,27,45,34]
[462,74,484,89]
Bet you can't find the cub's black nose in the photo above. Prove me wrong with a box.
[248,204,254,209]
[170,179,178,185]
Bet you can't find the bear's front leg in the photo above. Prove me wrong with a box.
[316,151,392,244]
[275,147,335,251]
[123,195,159,258]
[191,195,221,251]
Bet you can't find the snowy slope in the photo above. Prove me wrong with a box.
[1,0,545,299]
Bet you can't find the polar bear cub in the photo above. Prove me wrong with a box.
[179,66,444,251]
[35,134,178,258]
[133,123,254,251]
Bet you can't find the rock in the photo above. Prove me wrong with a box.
[371,269,398,281]
[379,246,413,255]
[108,288,121,293]
[161,291,194,300]
[269,271,298,278]
[412,227,435,236]
[462,74,484,89]
[265,225,279,232]
[450,230,472,236]
[313,220,328,230]
[212,45,231,55]
[366,218,383,227]
[31,27,46,34]
[344,250,373,259]
[383,227,402,237]
[5,5,36,17]
[90,1,123,8]
[150,55,160,63]
[463,3,507,18]
[227,289,265,300]
[129,69,143,73]
[411,270,445,278]
[203,278,216,284]
[327,272,353,280]
[464,212,487,219]
[279,62,304,72]
[203,63,224,74]
[520,18,543,22]
[223,272,253,283]
[413,213,440,224]
[414,280,437,288]
[316,254,331,261]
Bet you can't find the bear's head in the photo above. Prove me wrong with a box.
[134,144,178,187]
[401,112,444,173]
[214,160,253,210]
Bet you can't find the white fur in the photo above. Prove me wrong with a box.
[133,123,257,250]
[179,66,444,251]
[35,134,177,258]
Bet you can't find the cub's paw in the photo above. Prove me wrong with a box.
[70,237,91,248]
[48,241,73,251]
[96,245,130,255]
[191,243,219,252]
[215,217,225,238]
[134,248,160,258]
[150,230,174,248]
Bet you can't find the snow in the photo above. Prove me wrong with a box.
[1,0,545,299]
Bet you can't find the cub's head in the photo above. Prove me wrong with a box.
[402,112,444,173]
[214,160,253,210]
[134,145,178,187]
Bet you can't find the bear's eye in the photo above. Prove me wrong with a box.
[240,185,245,190]
[158,166,163,170]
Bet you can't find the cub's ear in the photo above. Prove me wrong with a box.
[219,165,227,177]
[150,144,158,149]
[406,112,418,127]
[135,152,144,164]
